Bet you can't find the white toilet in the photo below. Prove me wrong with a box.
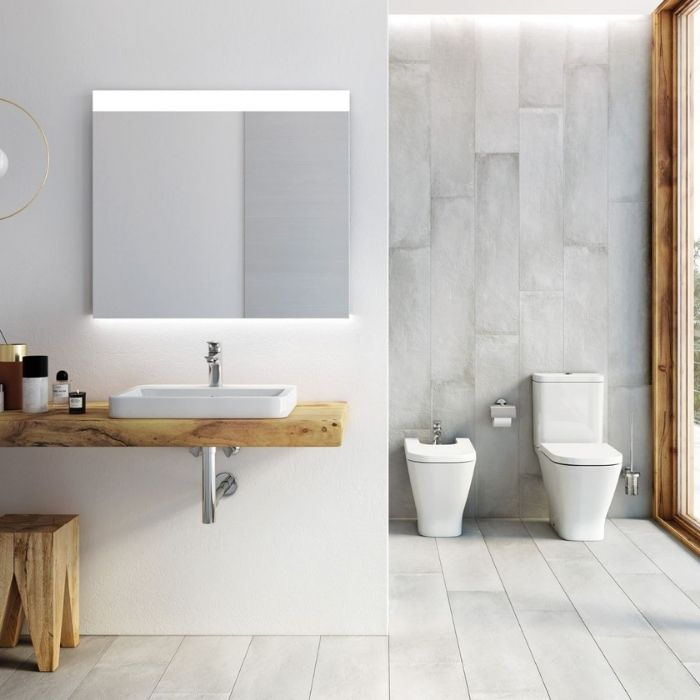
[404,438,477,537]
[533,372,622,541]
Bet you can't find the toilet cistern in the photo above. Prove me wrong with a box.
[206,341,222,387]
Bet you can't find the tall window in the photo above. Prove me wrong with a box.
[653,0,700,553]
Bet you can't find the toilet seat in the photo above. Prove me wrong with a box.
[404,438,476,463]
[540,442,622,467]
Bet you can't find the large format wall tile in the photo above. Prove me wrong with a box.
[432,380,474,445]
[520,20,566,107]
[564,246,608,374]
[475,154,519,334]
[431,17,475,198]
[475,18,519,154]
[389,16,652,519]
[608,202,651,387]
[390,62,431,249]
[475,334,520,516]
[390,247,431,428]
[519,291,564,476]
[609,18,651,204]
[564,64,608,246]
[520,473,549,519]
[566,18,608,66]
[520,109,563,291]
[431,197,474,383]
[389,16,431,64]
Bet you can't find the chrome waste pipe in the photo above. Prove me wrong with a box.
[202,447,217,523]
[190,446,239,523]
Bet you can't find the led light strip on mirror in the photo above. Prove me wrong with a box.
[92,90,350,113]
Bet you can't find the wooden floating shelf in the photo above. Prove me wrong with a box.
[0,402,347,448]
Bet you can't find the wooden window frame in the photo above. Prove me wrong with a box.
[653,0,700,554]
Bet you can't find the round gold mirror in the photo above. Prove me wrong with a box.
[0,97,49,221]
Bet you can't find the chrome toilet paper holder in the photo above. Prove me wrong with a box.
[490,398,516,427]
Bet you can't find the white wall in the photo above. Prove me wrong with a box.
[0,1,388,634]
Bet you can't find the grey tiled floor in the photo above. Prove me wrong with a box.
[1,519,699,699]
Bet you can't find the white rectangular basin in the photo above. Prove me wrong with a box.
[109,384,297,419]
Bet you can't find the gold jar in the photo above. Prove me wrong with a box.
[0,344,27,362]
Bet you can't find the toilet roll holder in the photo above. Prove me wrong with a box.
[490,398,516,427]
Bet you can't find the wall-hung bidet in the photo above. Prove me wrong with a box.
[405,422,476,537]
[532,373,622,541]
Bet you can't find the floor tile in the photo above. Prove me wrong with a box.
[585,521,659,575]
[612,518,700,605]
[0,637,35,686]
[525,520,592,561]
[613,573,700,663]
[547,557,655,638]
[389,574,461,666]
[0,636,115,700]
[389,520,441,574]
[389,662,469,700]
[518,610,627,699]
[450,590,547,699]
[151,694,230,700]
[478,519,572,611]
[153,636,250,695]
[71,636,182,700]
[310,636,389,700]
[687,662,700,685]
[598,635,700,699]
[436,522,502,592]
[230,636,319,700]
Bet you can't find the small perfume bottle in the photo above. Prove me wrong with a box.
[52,370,70,405]
[69,390,86,414]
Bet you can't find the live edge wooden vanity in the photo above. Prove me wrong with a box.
[0,402,346,671]
[0,402,347,447]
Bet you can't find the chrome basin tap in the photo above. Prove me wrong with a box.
[205,341,222,387]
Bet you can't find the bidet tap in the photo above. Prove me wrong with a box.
[433,420,442,445]
[205,341,222,387]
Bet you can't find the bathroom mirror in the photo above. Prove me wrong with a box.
[92,90,349,318]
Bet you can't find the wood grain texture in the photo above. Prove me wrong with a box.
[0,532,22,647]
[652,1,700,555]
[0,515,79,671]
[0,402,347,448]
[652,4,678,522]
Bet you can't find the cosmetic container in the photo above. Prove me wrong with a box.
[52,370,71,405]
[0,384,4,413]
[0,342,27,410]
[69,390,86,414]
[22,355,49,413]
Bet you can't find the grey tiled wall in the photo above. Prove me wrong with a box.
[389,16,651,519]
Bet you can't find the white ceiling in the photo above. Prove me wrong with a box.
[390,0,659,14]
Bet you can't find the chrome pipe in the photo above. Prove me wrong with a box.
[202,446,217,523]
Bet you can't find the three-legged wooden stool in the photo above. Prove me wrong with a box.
[0,514,79,671]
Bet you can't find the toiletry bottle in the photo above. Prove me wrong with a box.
[69,390,86,414]
[0,383,4,413]
[52,370,70,405]
[22,355,49,413]
[0,343,26,410]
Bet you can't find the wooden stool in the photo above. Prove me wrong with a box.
[0,514,79,672]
